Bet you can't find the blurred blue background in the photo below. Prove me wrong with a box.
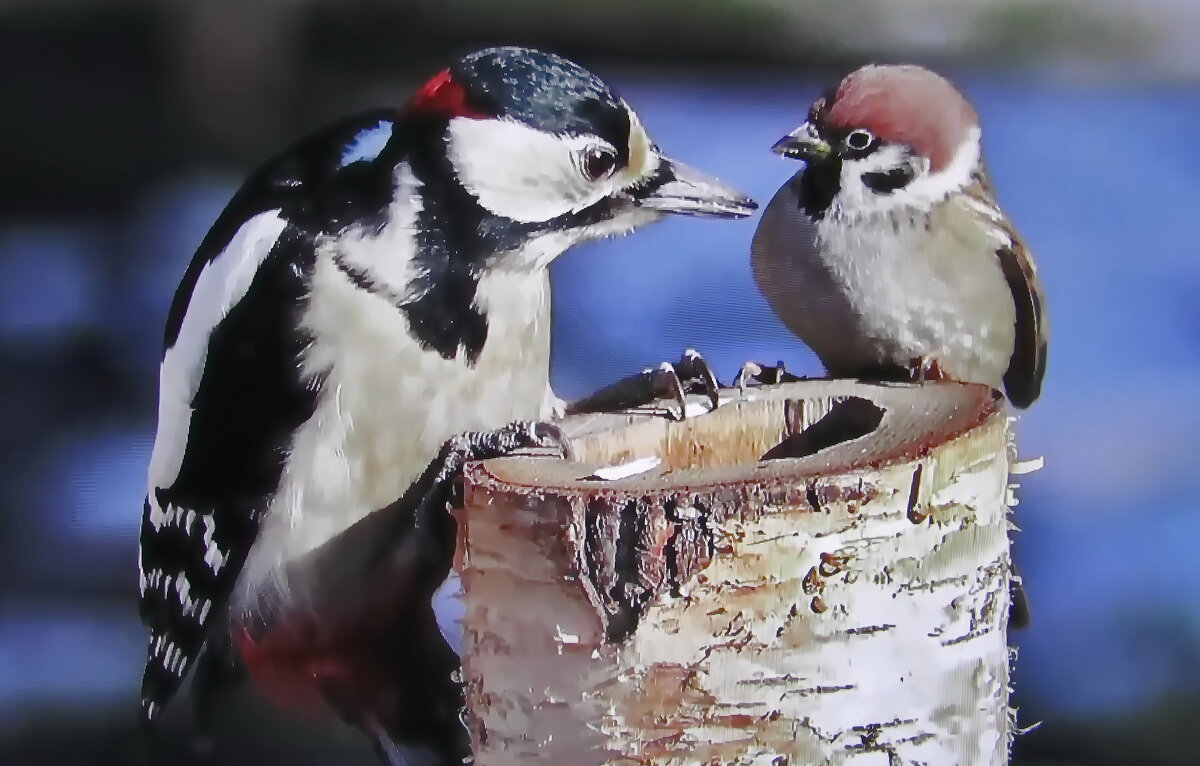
[2,1,1198,764]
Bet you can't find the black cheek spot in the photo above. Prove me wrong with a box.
[862,166,915,194]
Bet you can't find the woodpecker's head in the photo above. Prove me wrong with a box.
[400,46,756,266]
[773,64,982,221]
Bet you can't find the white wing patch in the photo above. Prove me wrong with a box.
[146,210,288,503]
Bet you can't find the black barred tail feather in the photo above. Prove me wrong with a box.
[137,493,254,724]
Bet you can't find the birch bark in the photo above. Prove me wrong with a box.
[457,381,1019,766]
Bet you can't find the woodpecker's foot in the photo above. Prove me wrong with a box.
[566,349,721,421]
[431,421,575,505]
[439,420,574,475]
[733,360,801,392]
[396,421,573,525]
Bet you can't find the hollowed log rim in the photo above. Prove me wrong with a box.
[464,379,1002,499]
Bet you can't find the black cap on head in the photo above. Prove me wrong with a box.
[451,46,632,162]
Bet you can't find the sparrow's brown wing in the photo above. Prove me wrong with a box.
[996,237,1048,408]
[964,172,1048,408]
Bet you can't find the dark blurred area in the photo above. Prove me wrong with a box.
[2,1,1198,764]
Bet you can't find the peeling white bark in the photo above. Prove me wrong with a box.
[458,381,1019,766]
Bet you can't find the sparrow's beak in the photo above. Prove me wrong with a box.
[633,157,758,219]
[772,122,833,163]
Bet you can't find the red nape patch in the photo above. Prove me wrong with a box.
[405,68,488,119]
[232,622,390,721]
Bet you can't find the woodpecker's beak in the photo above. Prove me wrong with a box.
[634,158,758,219]
[772,122,832,163]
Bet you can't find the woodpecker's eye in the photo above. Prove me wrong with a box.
[581,146,618,181]
[845,129,876,152]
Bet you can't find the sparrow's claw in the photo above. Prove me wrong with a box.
[734,361,762,392]
[566,349,723,421]
[734,359,799,392]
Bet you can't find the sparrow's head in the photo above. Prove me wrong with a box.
[774,64,981,220]
[402,46,755,263]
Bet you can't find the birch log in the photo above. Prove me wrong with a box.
[456,380,1019,766]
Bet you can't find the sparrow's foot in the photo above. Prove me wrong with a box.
[733,359,801,392]
[566,349,721,421]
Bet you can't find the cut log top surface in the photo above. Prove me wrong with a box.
[467,379,1002,495]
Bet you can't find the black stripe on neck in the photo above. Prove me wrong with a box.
[332,250,488,366]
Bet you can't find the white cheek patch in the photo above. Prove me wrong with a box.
[446,117,612,223]
[904,127,982,206]
[837,127,982,217]
[838,144,918,213]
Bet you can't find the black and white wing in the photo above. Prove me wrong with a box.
[136,110,402,724]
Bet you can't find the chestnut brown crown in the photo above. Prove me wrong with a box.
[815,64,979,172]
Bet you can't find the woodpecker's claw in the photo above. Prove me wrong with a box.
[524,421,576,461]
[734,360,800,392]
[442,420,574,469]
[652,361,690,421]
[566,349,722,421]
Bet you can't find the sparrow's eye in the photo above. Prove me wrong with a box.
[581,146,619,181]
[844,129,876,152]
